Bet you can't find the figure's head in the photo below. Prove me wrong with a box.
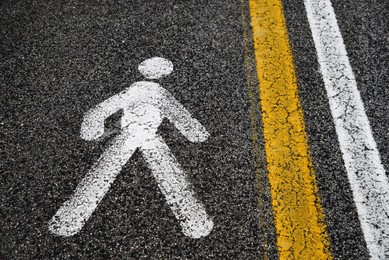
[138,57,173,79]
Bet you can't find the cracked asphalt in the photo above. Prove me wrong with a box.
[1,0,388,259]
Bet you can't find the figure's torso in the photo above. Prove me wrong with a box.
[120,81,166,133]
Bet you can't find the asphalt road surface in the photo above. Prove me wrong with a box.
[1,0,388,259]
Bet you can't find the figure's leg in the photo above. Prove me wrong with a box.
[140,135,213,239]
[49,132,139,236]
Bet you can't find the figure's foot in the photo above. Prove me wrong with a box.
[183,218,214,239]
[49,211,85,237]
[180,210,214,239]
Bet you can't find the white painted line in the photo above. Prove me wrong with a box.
[49,57,213,238]
[304,1,389,258]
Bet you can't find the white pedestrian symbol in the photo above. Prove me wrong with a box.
[49,57,214,239]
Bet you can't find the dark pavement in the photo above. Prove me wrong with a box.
[1,0,388,259]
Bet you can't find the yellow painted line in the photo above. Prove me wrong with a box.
[246,0,332,258]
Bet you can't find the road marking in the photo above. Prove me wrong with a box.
[241,1,279,257]
[304,0,389,258]
[247,0,332,258]
[49,57,213,239]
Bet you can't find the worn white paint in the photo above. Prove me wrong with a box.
[138,57,174,80]
[304,1,389,258]
[49,58,213,239]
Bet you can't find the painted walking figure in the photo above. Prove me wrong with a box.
[49,57,213,239]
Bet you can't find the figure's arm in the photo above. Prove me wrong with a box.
[160,89,209,143]
[80,93,127,141]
